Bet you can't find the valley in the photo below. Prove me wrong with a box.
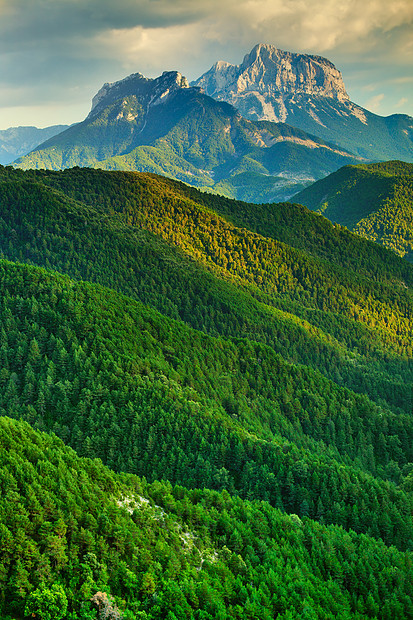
[0,39,412,620]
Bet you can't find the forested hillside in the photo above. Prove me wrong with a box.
[0,165,412,418]
[1,258,413,535]
[294,161,413,261]
[2,416,413,619]
[1,165,413,618]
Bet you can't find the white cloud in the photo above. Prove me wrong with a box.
[365,93,385,112]
[391,77,413,85]
[395,97,408,108]
[216,0,413,54]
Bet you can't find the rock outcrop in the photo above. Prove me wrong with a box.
[193,44,349,123]
[88,70,189,119]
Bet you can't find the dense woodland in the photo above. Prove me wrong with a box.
[0,165,412,618]
[2,417,413,619]
[0,166,412,417]
[294,161,413,262]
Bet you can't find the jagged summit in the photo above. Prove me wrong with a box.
[193,43,349,112]
[88,70,189,119]
[192,44,413,161]
[13,44,413,184]
[240,43,349,100]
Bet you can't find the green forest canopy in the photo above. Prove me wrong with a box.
[0,164,413,618]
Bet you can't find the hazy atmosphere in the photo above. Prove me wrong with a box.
[0,0,412,128]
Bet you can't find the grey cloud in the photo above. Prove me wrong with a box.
[0,51,115,106]
[0,0,224,52]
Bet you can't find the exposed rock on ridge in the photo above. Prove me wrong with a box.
[88,70,189,119]
[193,43,349,124]
[193,44,356,128]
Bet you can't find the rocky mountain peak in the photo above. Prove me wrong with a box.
[194,43,349,103]
[88,70,189,119]
[152,71,189,105]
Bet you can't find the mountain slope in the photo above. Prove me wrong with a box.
[193,43,413,162]
[13,71,361,203]
[293,161,413,261]
[0,124,68,165]
[1,164,413,617]
[2,416,413,619]
[0,164,412,421]
[1,258,413,553]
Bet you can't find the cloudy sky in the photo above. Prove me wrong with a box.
[0,0,412,129]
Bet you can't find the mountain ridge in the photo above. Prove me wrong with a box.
[13,79,362,202]
[1,164,412,419]
[8,44,413,204]
[293,160,413,261]
[87,69,190,119]
[194,43,350,109]
[0,124,69,165]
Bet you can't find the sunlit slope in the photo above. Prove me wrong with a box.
[1,259,413,553]
[0,165,412,418]
[294,161,413,261]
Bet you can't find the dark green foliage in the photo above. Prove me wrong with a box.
[0,259,413,554]
[1,164,413,617]
[19,167,413,413]
[1,416,413,619]
[294,161,413,261]
[0,166,412,421]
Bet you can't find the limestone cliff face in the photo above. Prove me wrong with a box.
[191,43,413,161]
[192,43,365,130]
[195,44,349,111]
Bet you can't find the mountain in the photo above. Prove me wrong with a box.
[0,124,68,165]
[293,161,413,261]
[193,44,413,162]
[13,70,361,202]
[88,68,190,116]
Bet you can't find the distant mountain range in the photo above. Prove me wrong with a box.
[0,124,68,165]
[294,160,413,261]
[13,69,361,202]
[10,43,413,203]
